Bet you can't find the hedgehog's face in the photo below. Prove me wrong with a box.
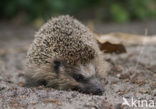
[49,60,104,95]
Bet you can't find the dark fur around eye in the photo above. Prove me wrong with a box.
[53,60,61,73]
[73,74,85,82]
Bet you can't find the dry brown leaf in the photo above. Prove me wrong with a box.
[96,32,156,45]
[98,41,126,54]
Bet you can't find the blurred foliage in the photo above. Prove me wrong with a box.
[0,0,156,22]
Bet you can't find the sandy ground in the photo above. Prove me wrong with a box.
[0,23,156,109]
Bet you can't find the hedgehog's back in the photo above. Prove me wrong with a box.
[26,15,99,66]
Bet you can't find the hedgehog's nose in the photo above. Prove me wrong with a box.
[93,85,104,95]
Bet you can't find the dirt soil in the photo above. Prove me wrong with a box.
[0,23,156,109]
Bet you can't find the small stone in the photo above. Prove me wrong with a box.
[152,89,156,96]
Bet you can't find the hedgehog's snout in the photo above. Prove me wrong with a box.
[92,84,104,95]
[75,76,104,95]
[52,60,104,95]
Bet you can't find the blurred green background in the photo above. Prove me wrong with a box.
[1,0,156,23]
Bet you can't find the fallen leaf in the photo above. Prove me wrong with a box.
[96,32,156,45]
[98,41,126,54]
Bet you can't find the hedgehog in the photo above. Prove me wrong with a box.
[25,15,110,95]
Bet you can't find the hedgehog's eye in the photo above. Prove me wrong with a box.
[53,60,61,73]
[73,74,85,82]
